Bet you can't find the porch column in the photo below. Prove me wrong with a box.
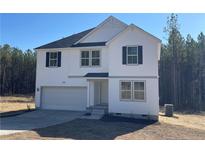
[87,80,94,108]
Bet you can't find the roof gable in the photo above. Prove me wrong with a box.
[76,16,127,44]
[106,24,161,45]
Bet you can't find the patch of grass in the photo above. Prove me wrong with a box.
[0,95,35,113]
[159,112,205,131]
[0,95,34,103]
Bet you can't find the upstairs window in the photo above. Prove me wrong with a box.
[92,50,100,66]
[127,47,138,64]
[46,52,61,67]
[49,52,58,67]
[122,46,143,65]
[81,51,89,66]
[81,50,100,67]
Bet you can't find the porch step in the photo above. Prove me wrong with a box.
[93,105,108,110]
[92,109,105,115]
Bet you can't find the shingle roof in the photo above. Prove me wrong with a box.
[84,72,109,77]
[35,28,95,49]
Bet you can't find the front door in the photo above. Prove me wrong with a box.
[94,81,101,105]
[94,80,108,106]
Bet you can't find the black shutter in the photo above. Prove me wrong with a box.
[58,52,61,67]
[46,52,49,67]
[122,46,127,64]
[138,46,143,64]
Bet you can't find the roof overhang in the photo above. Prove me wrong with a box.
[71,42,106,47]
[84,72,109,78]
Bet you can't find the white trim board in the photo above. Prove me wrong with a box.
[67,75,158,79]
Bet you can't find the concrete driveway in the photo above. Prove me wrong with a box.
[0,110,84,136]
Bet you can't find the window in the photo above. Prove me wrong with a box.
[46,52,61,67]
[133,82,145,101]
[127,47,138,64]
[92,50,100,66]
[120,81,132,100]
[81,50,100,67]
[81,51,89,66]
[120,81,145,101]
[49,52,58,67]
[122,46,143,65]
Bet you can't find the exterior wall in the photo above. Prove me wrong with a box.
[35,46,109,107]
[108,26,160,77]
[81,18,127,43]
[108,78,159,116]
[107,26,160,116]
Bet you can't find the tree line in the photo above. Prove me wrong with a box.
[0,45,36,95]
[0,14,204,111]
[159,14,205,111]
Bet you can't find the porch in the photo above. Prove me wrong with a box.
[86,78,109,114]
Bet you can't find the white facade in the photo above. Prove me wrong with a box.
[35,16,161,119]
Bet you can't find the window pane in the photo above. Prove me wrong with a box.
[121,82,131,90]
[50,59,57,66]
[81,51,89,58]
[92,51,100,58]
[134,91,144,100]
[134,82,144,90]
[128,47,137,55]
[128,56,132,64]
[92,58,100,66]
[50,52,57,59]
[133,56,138,63]
[128,56,138,64]
[81,59,89,66]
[121,91,131,100]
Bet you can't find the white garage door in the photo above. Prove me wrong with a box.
[41,87,87,111]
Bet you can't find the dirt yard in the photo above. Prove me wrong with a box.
[1,115,205,140]
[0,96,205,140]
[0,95,35,113]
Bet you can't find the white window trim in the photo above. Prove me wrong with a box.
[80,50,101,67]
[120,80,146,102]
[126,45,139,65]
[49,52,58,67]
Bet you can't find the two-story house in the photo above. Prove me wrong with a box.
[35,16,161,120]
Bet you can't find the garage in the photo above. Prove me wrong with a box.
[41,86,87,111]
